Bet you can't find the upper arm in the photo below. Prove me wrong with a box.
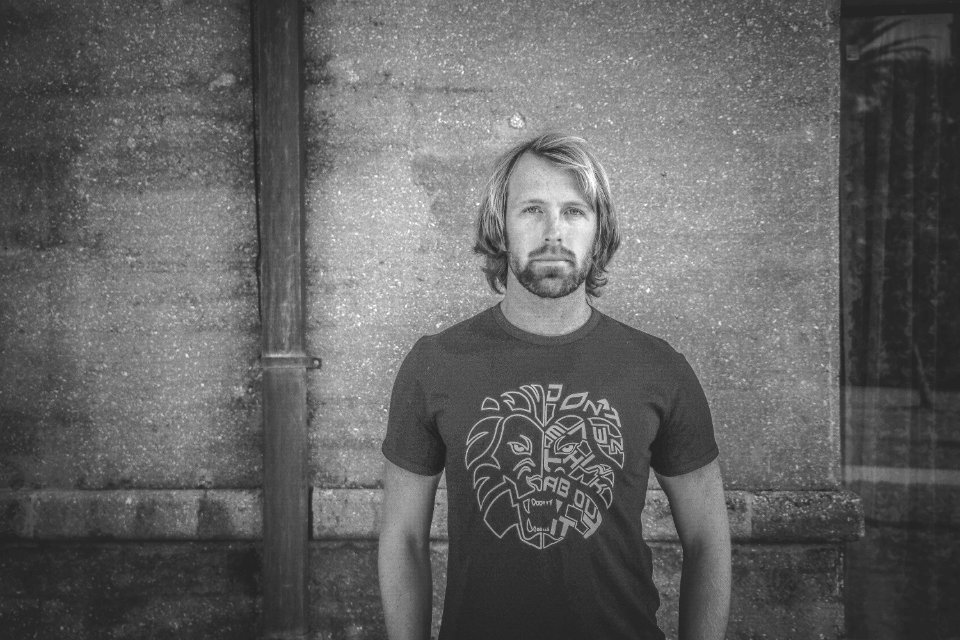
[656,459,729,552]
[380,459,442,544]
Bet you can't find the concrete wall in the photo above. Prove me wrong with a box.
[0,0,259,492]
[304,0,859,638]
[306,0,844,492]
[0,0,861,638]
[0,0,262,636]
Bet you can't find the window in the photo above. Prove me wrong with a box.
[841,6,959,638]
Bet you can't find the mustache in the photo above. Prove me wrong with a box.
[528,245,576,261]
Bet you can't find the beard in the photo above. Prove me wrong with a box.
[509,246,592,299]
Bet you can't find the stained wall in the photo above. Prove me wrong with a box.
[0,0,262,635]
[306,0,844,492]
[304,0,859,638]
[0,1,861,638]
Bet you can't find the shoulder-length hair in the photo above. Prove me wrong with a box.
[473,133,621,297]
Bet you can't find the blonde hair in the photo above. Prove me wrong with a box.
[474,133,621,297]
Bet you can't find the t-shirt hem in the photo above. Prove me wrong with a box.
[651,446,719,477]
[381,443,444,476]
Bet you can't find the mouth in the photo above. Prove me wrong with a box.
[524,519,554,534]
[522,496,561,513]
[520,494,563,534]
[529,247,576,262]
[529,258,574,271]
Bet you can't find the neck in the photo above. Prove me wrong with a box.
[500,273,593,336]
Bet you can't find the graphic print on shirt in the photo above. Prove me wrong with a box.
[464,383,625,550]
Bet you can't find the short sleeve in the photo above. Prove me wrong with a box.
[649,353,719,476]
[381,338,446,476]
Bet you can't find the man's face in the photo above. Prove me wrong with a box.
[504,153,597,299]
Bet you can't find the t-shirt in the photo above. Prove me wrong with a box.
[382,304,718,640]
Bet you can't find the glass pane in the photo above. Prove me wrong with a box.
[841,11,960,640]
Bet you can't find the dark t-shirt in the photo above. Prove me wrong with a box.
[382,304,718,640]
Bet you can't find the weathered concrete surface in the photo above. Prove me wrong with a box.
[0,0,260,490]
[0,489,261,540]
[0,486,862,543]
[0,538,847,639]
[0,542,260,639]
[0,0,857,637]
[311,541,845,640]
[312,487,863,542]
[301,0,852,637]
[304,0,842,492]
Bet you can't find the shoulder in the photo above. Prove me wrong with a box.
[592,310,687,366]
[400,305,499,370]
[589,311,707,395]
[415,305,501,354]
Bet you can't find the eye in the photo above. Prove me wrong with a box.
[556,442,577,454]
[564,207,586,217]
[507,435,533,455]
[521,205,543,215]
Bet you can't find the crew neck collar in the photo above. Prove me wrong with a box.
[492,303,600,346]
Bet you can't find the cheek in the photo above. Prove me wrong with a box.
[573,224,597,254]
[506,228,537,254]
[588,223,600,252]
[503,219,521,250]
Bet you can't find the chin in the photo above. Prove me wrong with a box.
[508,255,590,300]
[524,277,582,299]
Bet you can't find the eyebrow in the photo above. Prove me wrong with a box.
[516,198,593,209]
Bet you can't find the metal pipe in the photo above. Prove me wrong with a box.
[251,0,310,637]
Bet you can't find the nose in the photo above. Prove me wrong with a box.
[543,209,562,244]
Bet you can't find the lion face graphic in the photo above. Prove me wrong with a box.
[464,384,625,549]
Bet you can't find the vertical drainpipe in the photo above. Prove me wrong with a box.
[251,1,315,638]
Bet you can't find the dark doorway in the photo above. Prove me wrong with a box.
[841,3,960,638]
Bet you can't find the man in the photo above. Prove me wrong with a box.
[379,133,731,640]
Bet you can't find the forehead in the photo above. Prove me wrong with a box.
[506,152,588,204]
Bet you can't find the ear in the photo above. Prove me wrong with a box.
[482,489,523,539]
[465,415,501,469]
